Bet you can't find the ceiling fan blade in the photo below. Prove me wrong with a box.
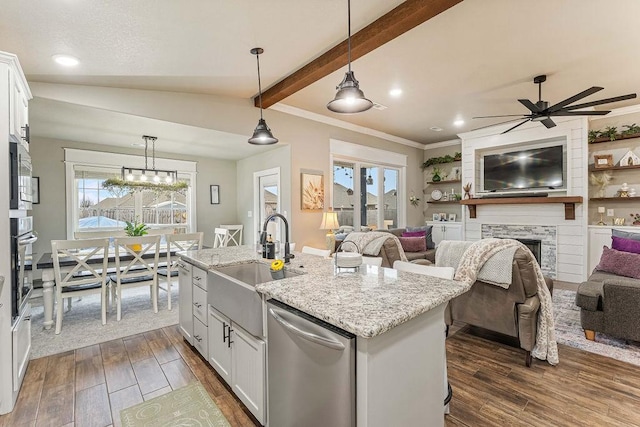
[518,99,541,113]
[501,119,531,134]
[547,86,604,113]
[550,110,611,116]
[541,118,556,128]
[562,93,637,111]
[472,114,527,119]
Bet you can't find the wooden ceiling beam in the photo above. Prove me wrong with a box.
[256,0,463,108]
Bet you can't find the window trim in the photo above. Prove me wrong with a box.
[64,148,197,239]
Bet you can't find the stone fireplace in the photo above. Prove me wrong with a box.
[482,224,557,278]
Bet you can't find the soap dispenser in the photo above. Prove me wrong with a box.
[266,234,276,259]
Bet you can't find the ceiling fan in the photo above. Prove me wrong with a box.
[473,75,637,134]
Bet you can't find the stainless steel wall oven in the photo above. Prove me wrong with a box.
[9,140,32,211]
[10,216,36,323]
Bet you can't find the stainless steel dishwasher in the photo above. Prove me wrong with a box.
[267,300,355,427]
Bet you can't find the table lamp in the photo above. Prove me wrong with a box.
[319,211,340,253]
[597,206,606,226]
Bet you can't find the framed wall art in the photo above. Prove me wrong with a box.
[32,177,40,204]
[210,185,220,204]
[300,171,324,210]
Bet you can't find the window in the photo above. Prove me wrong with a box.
[331,140,406,230]
[65,149,197,239]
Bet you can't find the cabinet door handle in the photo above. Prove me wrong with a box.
[193,276,201,281]
[222,322,227,343]
[227,328,234,348]
[194,335,202,342]
[193,302,202,308]
[21,124,29,144]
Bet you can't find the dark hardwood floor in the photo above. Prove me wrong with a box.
[1,324,639,427]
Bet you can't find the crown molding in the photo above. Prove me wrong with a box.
[0,51,32,99]
[589,103,640,120]
[271,103,424,149]
[423,139,461,150]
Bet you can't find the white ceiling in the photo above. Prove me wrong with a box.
[2,0,640,149]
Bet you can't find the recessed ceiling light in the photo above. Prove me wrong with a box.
[389,88,403,97]
[52,54,79,67]
[429,126,443,132]
[453,119,465,127]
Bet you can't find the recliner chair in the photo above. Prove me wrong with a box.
[444,247,554,367]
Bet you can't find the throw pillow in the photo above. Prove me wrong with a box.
[596,246,640,279]
[611,236,640,254]
[402,231,426,238]
[398,236,426,253]
[406,225,435,249]
[612,229,640,242]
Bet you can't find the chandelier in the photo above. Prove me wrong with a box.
[122,135,178,184]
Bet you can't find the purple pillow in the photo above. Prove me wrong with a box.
[402,231,426,238]
[611,236,640,254]
[596,246,640,279]
[398,236,426,253]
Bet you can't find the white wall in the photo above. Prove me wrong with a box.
[459,118,589,283]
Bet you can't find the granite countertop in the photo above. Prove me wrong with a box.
[179,246,471,339]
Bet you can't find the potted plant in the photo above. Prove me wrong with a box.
[431,166,442,182]
[124,220,149,251]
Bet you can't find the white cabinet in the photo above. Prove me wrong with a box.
[193,318,208,360]
[208,307,232,384]
[9,69,29,145]
[427,221,463,246]
[12,303,30,393]
[207,306,265,425]
[177,261,193,344]
[231,325,266,424]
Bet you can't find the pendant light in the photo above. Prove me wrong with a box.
[249,47,278,145]
[327,0,373,114]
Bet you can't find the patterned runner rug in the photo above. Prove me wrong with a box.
[121,382,230,427]
[553,288,640,366]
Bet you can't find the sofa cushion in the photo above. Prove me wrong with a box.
[402,230,425,238]
[612,228,640,241]
[596,246,640,279]
[576,281,604,311]
[398,236,426,252]
[406,225,435,249]
[611,235,640,254]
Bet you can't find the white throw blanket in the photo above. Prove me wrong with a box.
[454,238,559,365]
[343,231,408,262]
[436,241,516,288]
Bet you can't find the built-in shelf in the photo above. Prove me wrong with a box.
[427,179,461,184]
[427,200,460,204]
[460,196,583,220]
[590,132,640,144]
[589,197,639,202]
[588,164,640,172]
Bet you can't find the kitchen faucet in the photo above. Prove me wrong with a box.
[260,213,294,263]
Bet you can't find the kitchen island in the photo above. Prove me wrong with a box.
[179,246,471,427]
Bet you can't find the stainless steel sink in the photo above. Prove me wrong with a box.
[207,263,301,338]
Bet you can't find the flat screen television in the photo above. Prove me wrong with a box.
[482,145,565,192]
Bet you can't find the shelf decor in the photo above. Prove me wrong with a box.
[594,154,613,169]
[589,171,612,198]
[620,150,640,167]
[421,152,461,169]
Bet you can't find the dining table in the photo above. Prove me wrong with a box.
[36,247,177,330]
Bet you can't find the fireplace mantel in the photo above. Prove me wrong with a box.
[460,196,583,220]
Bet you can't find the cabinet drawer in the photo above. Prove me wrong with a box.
[192,266,207,290]
[193,285,207,325]
[193,318,208,359]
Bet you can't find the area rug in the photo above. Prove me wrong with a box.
[120,382,230,427]
[553,288,640,366]
[30,285,179,359]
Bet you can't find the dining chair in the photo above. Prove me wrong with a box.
[51,238,110,335]
[158,232,204,310]
[213,227,230,248]
[392,260,454,414]
[301,246,331,257]
[111,235,161,321]
[220,224,243,246]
